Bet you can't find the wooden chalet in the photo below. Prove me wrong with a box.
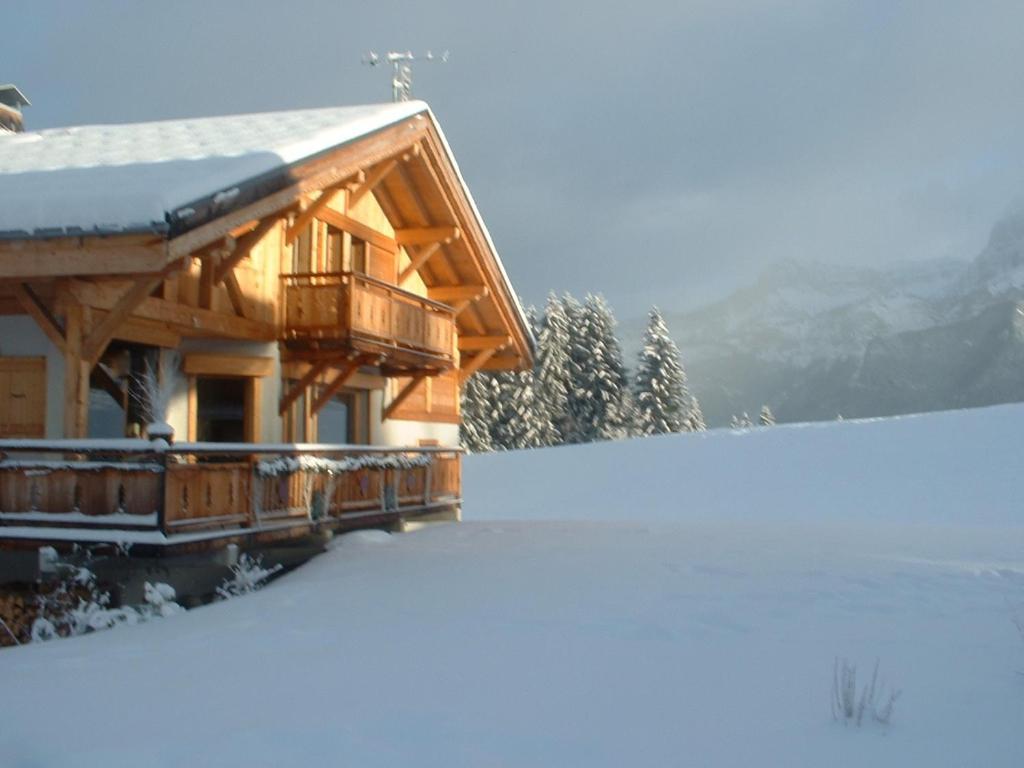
[0,96,532,578]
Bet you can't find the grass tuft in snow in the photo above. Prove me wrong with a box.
[830,657,901,727]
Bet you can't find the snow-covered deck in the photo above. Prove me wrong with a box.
[0,439,461,552]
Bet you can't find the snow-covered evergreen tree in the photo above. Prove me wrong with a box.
[730,412,753,428]
[534,293,572,444]
[758,405,776,426]
[564,293,631,443]
[491,368,551,450]
[459,374,494,453]
[685,395,706,432]
[632,307,694,435]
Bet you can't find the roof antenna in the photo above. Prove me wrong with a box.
[362,50,449,102]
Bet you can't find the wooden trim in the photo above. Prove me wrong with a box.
[397,242,441,286]
[389,409,461,425]
[184,354,274,378]
[394,226,459,247]
[383,372,428,421]
[278,360,330,415]
[316,208,397,252]
[12,283,66,354]
[309,355,368,415]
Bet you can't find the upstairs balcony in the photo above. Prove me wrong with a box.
[280,272,456,373]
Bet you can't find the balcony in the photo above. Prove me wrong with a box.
[280,272,456,372]
[0,440,462,551]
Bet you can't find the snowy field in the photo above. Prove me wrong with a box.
[3,405,1024,766]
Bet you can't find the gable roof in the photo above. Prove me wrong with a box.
[0,100,534,364]
[0,102,425,238]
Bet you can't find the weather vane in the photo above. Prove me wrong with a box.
[362,50,449,102]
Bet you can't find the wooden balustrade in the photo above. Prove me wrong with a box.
[281,271,455,366]
[0,440,461,545]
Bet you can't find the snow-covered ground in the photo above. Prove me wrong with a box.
[3,405,1024,766]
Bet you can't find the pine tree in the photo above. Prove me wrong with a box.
[758,405,776,426]
[564,293,631,442]
[459,374,494,453]
[685,395,706,432]
[730,412,753,428]
[534,293,572,444]
[633,307,693,435]
[492,369,551,450]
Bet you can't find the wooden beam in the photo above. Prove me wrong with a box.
[68,279,275,342]
[222,269,255,320]
[12,283,66,354]
[458,335,511,352]
[383,372,428,421]
[428,285,488,303]
[317,208,397,253]
[310,355,370,415]
[0,245,169,279]
[349,159,398,207]
[285,188,345,245]
[108,316,180,349]
[214,215,282,282]
[90,364,126,409]
[397,242,441,286]
[62,299,89,438]
[394,226,460,247]
[82,266,179,367]
[459,349,498,385]
[279,360,330,415]
[478,355,523,372]
[184,353,274,378]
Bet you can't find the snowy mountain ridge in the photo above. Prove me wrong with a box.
[644,208,1024,425]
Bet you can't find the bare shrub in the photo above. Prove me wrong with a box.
[831,657,901,726]
[216,553,283,599]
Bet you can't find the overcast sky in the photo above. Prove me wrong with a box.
[8,0,1024,317]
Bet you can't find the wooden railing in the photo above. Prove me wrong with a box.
[281,271,455,362]
[0,440,462,543]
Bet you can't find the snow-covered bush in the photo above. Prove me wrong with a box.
[831,657,901,726]
[31,562,182,642]
[215,553,283,599]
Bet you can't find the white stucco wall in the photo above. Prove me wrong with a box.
[0,315,65,438]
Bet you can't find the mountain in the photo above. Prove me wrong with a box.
[645,210,1024,426]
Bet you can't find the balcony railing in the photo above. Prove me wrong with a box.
[281,272,455,367]
[0,440,462,547]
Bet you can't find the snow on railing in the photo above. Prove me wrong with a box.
[0,439,462,542]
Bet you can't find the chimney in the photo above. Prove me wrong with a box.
[0,85,30,133]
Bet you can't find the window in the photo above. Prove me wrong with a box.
[195,377,247,443]
[314,387,370,444]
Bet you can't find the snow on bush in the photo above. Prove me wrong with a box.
[830,657,901,727]
[215,553,283,599]
[31,562,182,643]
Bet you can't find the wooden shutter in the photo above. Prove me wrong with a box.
[0,357,46,437]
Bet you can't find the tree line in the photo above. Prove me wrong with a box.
[461,293,706,452]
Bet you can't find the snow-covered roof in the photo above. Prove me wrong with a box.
[0,101,425,238]
[0,84,30,109]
